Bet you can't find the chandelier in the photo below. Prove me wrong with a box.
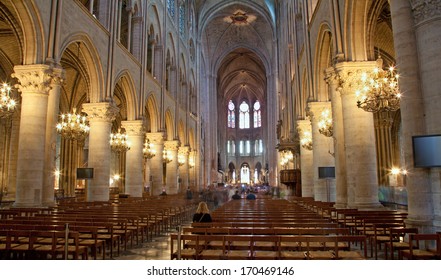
[0,83,17,119]
[355,57,401,113]
[177,154,186,166]
[318,109,333,137]
[188,156,195,168]
[110,128,131,152]
[300,131,313,151]
[163,149,173,164]
[56,108,90,141]
[143,138,156,159]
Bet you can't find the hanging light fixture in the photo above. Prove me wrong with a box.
[143,138,156,159]
[0,83,17,119]
[177,154,186,166]
[110,128,131,152]
[318,109,333,137]
[163,149,173,164]
[300,131,313,151]
[56,108,90,141]
[355,57,401,113]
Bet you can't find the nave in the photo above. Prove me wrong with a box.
[1,192,440,260]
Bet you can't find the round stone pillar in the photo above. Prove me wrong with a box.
[82,102,118,202]
[147,132,164,195]
[389,0,436,231]
[178,146,190,191]
[307,101,336,202]
[42,67,65,206]
[12,64,52,207]
[336,62,382,209]
[325,68,348,208]
[297,119,314,197]
[164,140,179,194]
[122,120,144,198]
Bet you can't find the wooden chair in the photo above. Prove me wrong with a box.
[384,227,418,259]
[399,233,441,260]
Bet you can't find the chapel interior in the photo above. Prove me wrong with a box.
[0,0,441,260]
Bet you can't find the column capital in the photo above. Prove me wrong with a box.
[12,64,53,95]
[411,0,441,25]
[306,101,331,119]
[164,140,180,151]
[82,102,119,122]
[296,118,312,132]
[334,61,378,94]
[146,132,165,145]
[48,66,66,86]
[121,120,144,136]
[178,145,190,155]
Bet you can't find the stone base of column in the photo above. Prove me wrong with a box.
[333,203,348,209]
[12,202,43,208]
[348,202,384,210]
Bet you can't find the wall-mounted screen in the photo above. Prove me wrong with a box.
[76,168,94,179]
[318,167,335,178]
[412,135,441,168]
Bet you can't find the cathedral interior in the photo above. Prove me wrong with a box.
[0,0,441,260]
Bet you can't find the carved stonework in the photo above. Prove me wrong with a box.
[82,102,119,122]
[12,64,53,95]
[122,120,145,136]
[334,61,378,95]
[49,67,66,86]
[411,0,441,25]
[146,132,165,145]
[164,140,180,151]
[178,146,190,156]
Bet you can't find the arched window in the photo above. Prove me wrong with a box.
[179,4,185,37]
[253,101,261,128]
[227,100,235,128]
[255,139,263,155]
[227,140,235,155]
[239,101,250,129]
[167,0,175,19]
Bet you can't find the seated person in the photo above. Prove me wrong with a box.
[246,192,256,200]
[159,189,167,196]
[193,202,212,222]
[232,190,241,200]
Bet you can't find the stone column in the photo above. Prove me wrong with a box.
[307,101,335,202]
[42,67,65,207]
[153,45,163,81]
[82,102,118,202]
[374,112,394,186]
[131,15,143,60]
[12,64,52,207]
[325,68,348,208]
[122,120,144,197]
[164,140,179,194]
[126,7,133,52]
[336,62,382,209]
[389,0,436,231]
[189,150,196,188]
[297,119,314,197]
[147,132,164,195]
[178,146,190,191]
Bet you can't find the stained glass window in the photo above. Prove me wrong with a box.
[239,101,250,129]
[253,101,261,128]
[179,4,185,37]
